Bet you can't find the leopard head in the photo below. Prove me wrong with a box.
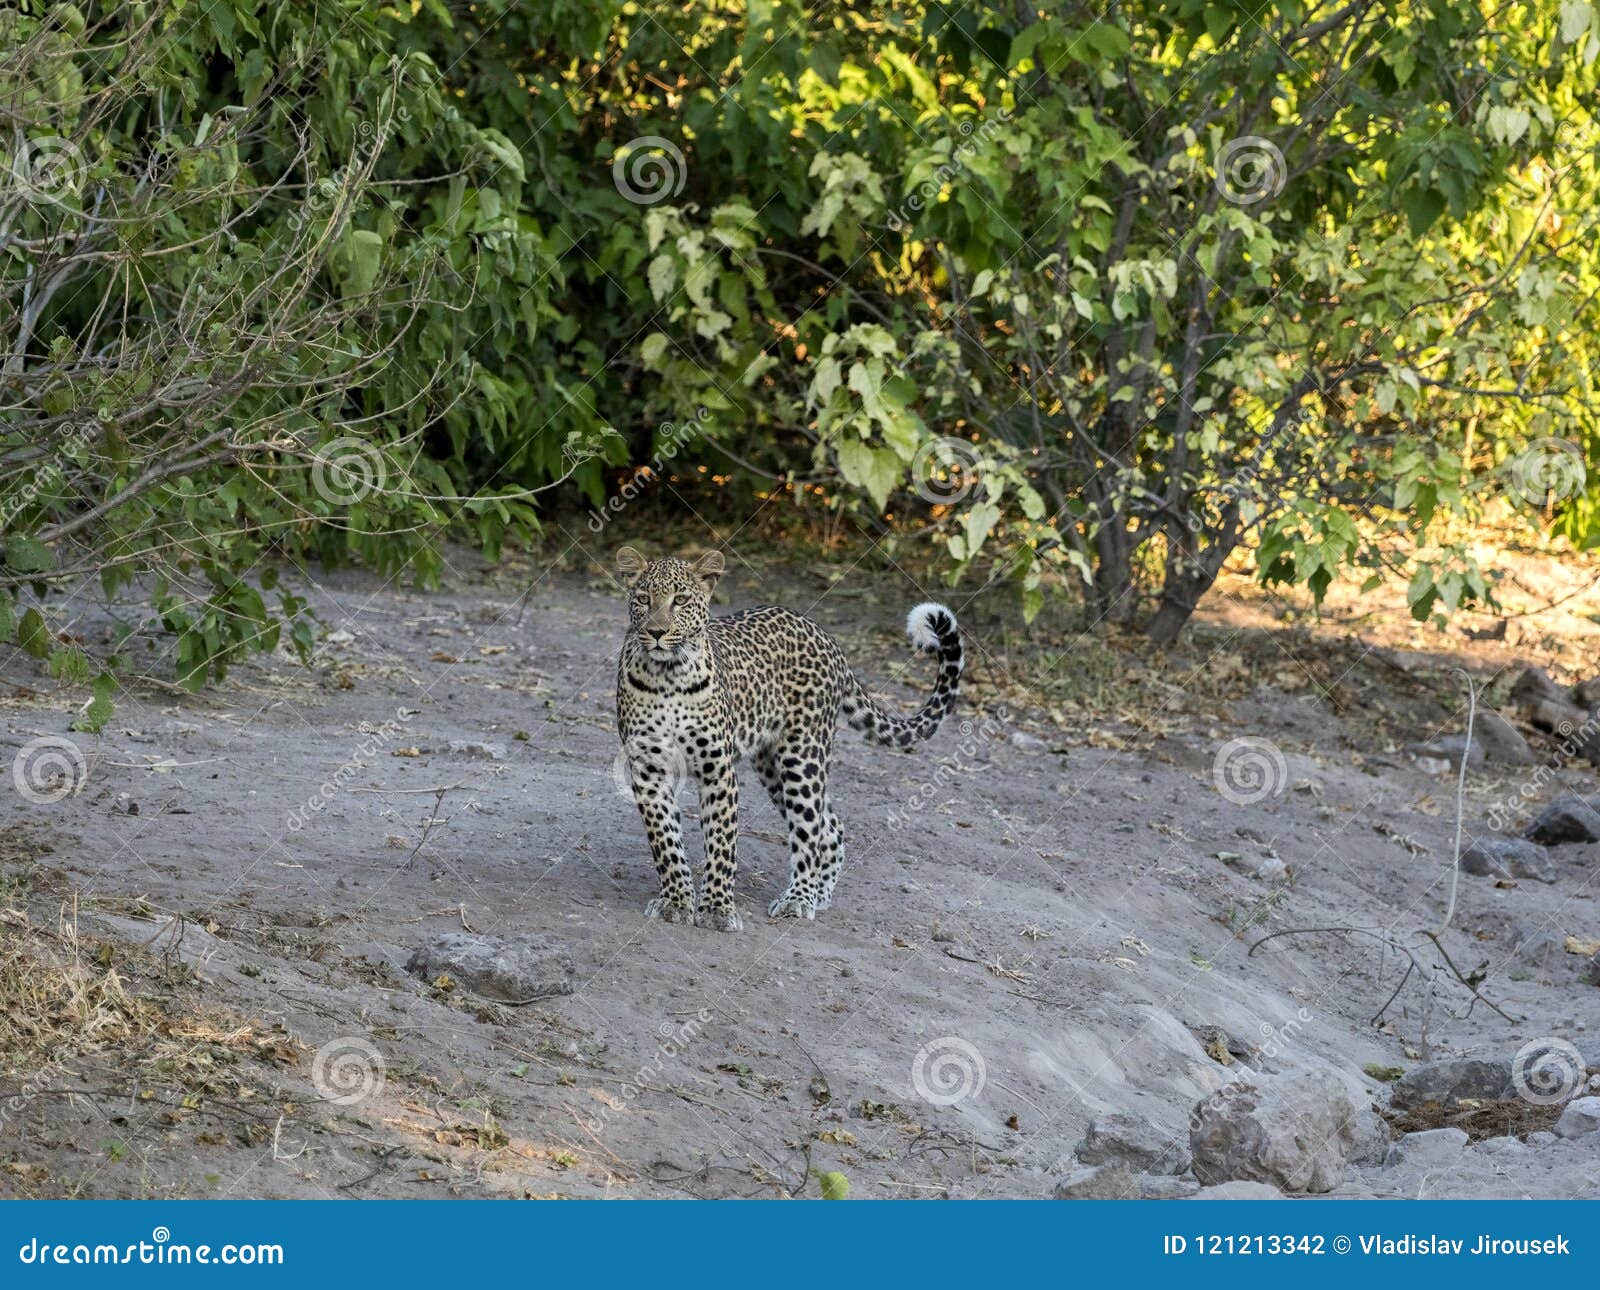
[615,547,724,659]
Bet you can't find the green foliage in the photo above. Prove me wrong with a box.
[4,0,1598,698]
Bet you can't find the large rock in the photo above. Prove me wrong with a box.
[1554,1097,1600,1140]
[1189,1070,1388,1194]
[406,932,573,1002]
[1472,710,1536,766]
[1460,838,1556,883]
[1390,1058,1513,1110]
[1053,1162,1138,1199]
[1526,796,1600,845]
[1075,1111,1192,1175]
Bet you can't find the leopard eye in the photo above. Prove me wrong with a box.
[673,594,689,606]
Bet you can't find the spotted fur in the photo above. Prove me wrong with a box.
[613,546,962,930]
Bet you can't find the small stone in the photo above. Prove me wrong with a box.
[406,932,573,1002]
[1390,1058,1513,1110]
[1140,1175,1202,1199]
[1554,1097,1600,1140]
[1053,1162,1138,1199]
[1526,796,1600,846]
[1511,666,1566,708]
[1460,838,1556,883]
[1575,678,1600,709]
[1075,1111,1192,1175]
[1526,1131,1559,1146]
[1009,730,1049,752]
[1472,709,1536,766]
[1386,1127,1469,1168]
[1191,1181,1285,1199]
[447,740,507,761]
[1407,736,1485,770]
[1415,756,1452,777]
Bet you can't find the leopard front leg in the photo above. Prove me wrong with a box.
[627,751,696,925]
[694,754,743,932]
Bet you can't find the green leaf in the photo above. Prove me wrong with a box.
[815,1169,850,1200]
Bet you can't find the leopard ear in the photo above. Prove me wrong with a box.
[691,550,725,592]
[615,546,647,585]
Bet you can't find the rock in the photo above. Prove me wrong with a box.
[1511,666,1567,708]
[1472,710,1536,766]
[1191,1181,1285,1199]
[1390,1058,1513,1110]
[405,932,573,1002]
[1009,730,1049,752]
[1407,736,1485,770]
[1526,1131,1559,1146]
[1415,756,1452,777]
[1075,1111,1192,1175]
[1189,1070,1388,1194]
[1053,1162,1138,1199]
[1386,1127,1470,1168]
[1526,796,1600,846]
[1255,857,1289,883]
[1472,1135,1527,1158]
[1576,678,1600,709]
[1554,1097,1600,1140]
[1460,838,1556,883]
[447,740,507,761]
[1140,1175,1202,1199]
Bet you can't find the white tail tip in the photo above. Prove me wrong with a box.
[906,602,956,651]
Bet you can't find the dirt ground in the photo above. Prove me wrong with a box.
[2,526,1599,1198]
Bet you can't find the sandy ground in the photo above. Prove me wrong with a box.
[2,535,1598,1198]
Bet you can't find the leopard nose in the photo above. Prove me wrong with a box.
[647,628,667,643]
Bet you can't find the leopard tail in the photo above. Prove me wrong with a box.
[841,602,962,749]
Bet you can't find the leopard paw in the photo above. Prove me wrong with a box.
[767,890,817,920]
[644,897,695,925]
[695,904,744,933]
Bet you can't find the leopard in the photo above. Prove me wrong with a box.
[613,546,962,931]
